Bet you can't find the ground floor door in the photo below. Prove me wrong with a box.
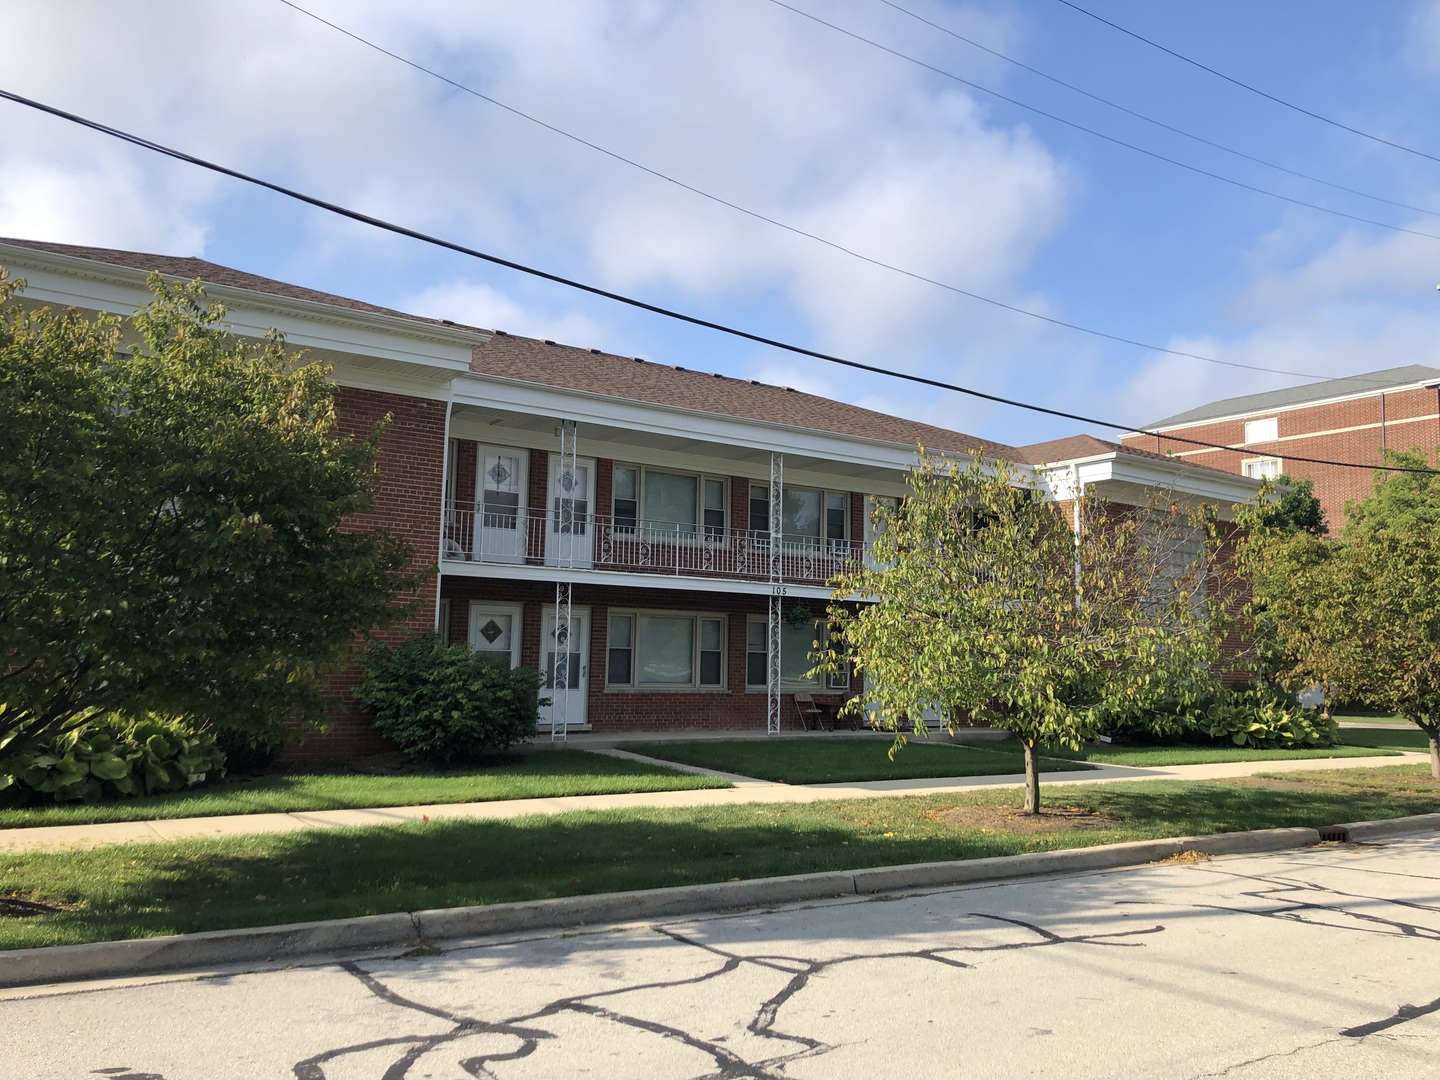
[539,605,590,730]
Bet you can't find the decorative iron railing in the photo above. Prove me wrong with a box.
[442,503,869,585]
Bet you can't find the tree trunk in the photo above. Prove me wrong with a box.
[1427,728,1440,782]
[1022,741,1041,815]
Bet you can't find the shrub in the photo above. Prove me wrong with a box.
[1095,682,1338,750]
[354,634,543,763]
[211,727,282,774]
[0,713,226,805]
[1198,685,1339,749]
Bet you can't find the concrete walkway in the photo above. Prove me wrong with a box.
[0,746,1426,854]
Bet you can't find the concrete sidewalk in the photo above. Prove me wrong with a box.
[0,749,1425,854]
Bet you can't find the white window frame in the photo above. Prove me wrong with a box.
[745,615,850,691]
[1243,417,1278,444]
[1242,456,1283,481]
[468,602,524,668]
[613,465,728,542]
[605,610,727,690]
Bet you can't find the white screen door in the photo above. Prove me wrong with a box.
[468,604,523,668]
[478,449,526,563]
[539,606,589,729]
[546,456,595,569]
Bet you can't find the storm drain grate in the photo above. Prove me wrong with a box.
[1317,826,1350,842]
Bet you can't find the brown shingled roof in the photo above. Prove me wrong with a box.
[2,236,1015,457]
[0,237,486,334]
[1016,433,1234,475]
[470,333,1018,457]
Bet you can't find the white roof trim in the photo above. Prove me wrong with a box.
[0,241,482,371]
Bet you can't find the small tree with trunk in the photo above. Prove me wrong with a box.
[1240,449,1440,778]
[819,452,1227,813]
[0,272,418,764]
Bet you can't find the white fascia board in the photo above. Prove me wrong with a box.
[0,243,480,373]
[1132,378,1440,436]
[449,372,992,474]
[440,559,837,599]
[1037,452,1261,506]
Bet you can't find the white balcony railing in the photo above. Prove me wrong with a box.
[442,502,868,585]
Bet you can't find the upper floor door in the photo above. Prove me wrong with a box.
[546,454,595,569]
[478,446,528,563]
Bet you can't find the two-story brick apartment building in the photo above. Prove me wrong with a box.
[1,238,1262,753]
[1121,367,1440,531]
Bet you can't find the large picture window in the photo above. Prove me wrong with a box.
[745,616,850,689]
[613,466,727,538]
[607,611,726,689]
[749,486,848,545]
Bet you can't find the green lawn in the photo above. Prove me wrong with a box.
[1332,713,1407,726]
[1044,741,1402,767]
[628,738,1095,784]
[0,749,726,829]
[1,766,1435,950]
[1336,727,1433,751]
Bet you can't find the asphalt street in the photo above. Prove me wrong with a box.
[3,835,1437,1079]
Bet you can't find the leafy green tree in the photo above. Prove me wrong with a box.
[1242,449,1440,778]
[820,452,1227,813]
[0,272,418,761]
[1257,473,1327,535]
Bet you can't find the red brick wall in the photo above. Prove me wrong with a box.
[289,387,447,759]
[1122,385,1440,532]
[439,576,829,731]
[527,448,549,564]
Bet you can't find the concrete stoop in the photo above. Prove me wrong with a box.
[2,813,1436,990]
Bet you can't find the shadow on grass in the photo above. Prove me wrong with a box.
[0,749,721,829]
[4,771,1436,951]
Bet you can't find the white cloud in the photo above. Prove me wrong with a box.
[0,0,1070,376]
[1405,0,1440,76]
[1111,221,1440,427]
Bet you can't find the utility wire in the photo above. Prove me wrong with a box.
[874,0,1440,221]
[1054,0,1440,167]
[0,87,1432,475]
[769,0,1440,244]
[275,0,1391,388]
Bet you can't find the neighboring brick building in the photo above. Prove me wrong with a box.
[1121,367,1440,532]
[1,238,1262,751]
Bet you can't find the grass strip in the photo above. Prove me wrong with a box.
[1043,742,1401,767]
[2,765,1434,951]
[0,749,726,829]
[627,738,1094,784]
[1334,727,1432,751]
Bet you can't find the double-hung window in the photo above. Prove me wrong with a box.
[613,466,727,539]
[607,612,726,689]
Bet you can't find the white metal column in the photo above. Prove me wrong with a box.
[767,452,784,735]
[552,420,579,741]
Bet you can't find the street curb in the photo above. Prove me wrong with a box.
[4,816,1434,990]
[1339,811,1440,843]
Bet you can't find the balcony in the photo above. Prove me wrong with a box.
[442,503,869,586]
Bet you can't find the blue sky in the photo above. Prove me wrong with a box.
[3,0,1440,448]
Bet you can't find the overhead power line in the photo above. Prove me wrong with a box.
[874,0,1440,221]
[275,0,1391,388]
[0,87,1432,475]
[1054,0,1440,166]
[769,0,1440,244]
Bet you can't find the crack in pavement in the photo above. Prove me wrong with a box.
[288,911,1166,1078]
[1340,993,1440,1038]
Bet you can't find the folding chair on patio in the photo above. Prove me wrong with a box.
[793,692,824,731]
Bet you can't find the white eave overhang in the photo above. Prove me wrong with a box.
[1036,451,1262,508]
[448,369,999,475]
[0,242,482,374]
